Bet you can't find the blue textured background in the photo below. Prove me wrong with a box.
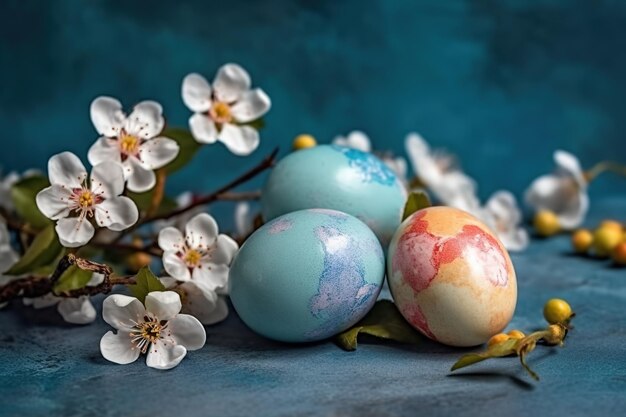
[1,0,625,215]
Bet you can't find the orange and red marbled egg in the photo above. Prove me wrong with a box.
[387,206,517,347]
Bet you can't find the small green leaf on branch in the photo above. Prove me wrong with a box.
[6,225,64,275]
[128,267,165,304]
[10,175,51,229]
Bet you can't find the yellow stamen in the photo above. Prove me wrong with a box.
[183,249,203,267]
[119,132,140,155]
[78,190,94,208]
[209,101,233,124]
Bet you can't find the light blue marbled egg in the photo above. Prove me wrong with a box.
[260,145,407,248]
[229,209,385,343]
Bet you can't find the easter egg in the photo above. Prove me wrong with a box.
[387,206,517,347]
[229,209,385,342]
[260,145,407,248]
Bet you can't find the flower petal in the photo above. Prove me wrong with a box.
[138,137,179,170]
[333,131,372,152]
[126,158,156,193]
[100,330,140,365]
[146,340,187,370]
[163,251,191,281]
[234,202,251,237]
[182,73,212,113]
[189,113,218,144]
[185,213,218,249]
[48,152,87,188]
[90,96,125,137]
[95,197,138,231]
[145,291,181,321]
[168,313,206,350]
[177,281,224,325]
[218,123,260,156]
[23,294,59,309]
[88,137,122,167]
[125,101,165,139]
[192,262,229,292]
[55,217,95,248]
[554,150,586,188]
[35,185,72,220]
[557,191,589,230]
[212,63,251,103]
[158,227,185,252]
[103,294,145,330]
[230,88,271,123]
[57,296,97,324]
[87,273,105,286]
[209,234,239,265]
[90,161,125,199]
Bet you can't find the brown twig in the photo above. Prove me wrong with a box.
[139,147,278,225]
[215,190,262,201]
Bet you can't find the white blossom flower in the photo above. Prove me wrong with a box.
[406,132,480,213]
[36,152,139,247]
[160,277,229,325]
[88,97,180,193]
[524,150,589,230]
[158,213,238,293]
[22,273,104,324]
[100,291,206,370]
[479,191,529,252]
[182,63,271,156]
[332,130,372,152]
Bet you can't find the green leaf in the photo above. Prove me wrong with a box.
[127,190,177,216]
[6,225,64,275]
[450,338,518,372]
[128,267,165,304]
[402,191,431,221]
[53,265,94,294]
[10,175,51,229]
[162,127,202,174]
[336,300,421,351]
[241,118,265,131]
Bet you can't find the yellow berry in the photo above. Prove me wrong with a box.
[599,220,623,233]
[533,210,560,237]
[612,242,626,266]
[593,226,622,257]
[571,229,593,253]
[507,330,525,340]
[487,333,510,348]
[543,298,573,324]
[292,134,317,150]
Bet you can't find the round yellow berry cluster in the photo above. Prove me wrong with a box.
[571,220,626,265]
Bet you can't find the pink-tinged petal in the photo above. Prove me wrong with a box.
[95,196,138,231]
[230,88,271,123]
[36,185,72,220]
[158,227,185,252]
[163,251,191,281]
[102,294,145,330]
[57,296,97,324]
[185,213,218,249]
[218,123,259,156]
[208,234,239,265]
[167,313,206,350]
[145,291,181,321]
[125,100,165,139]
[100,330,140,365]
[88,137,122,167]
[48,152,87,188]
[55,217,95,248]
[192,262,229,292]
[212,63,251,103]
[189,113,218,144]
[126,158,156,193]
[146,340,187,370]
[90,96,125,137]
[182,73,212,113]
[90,161,125,199]
[138,137,179,170]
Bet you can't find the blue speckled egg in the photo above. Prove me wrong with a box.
[229,209,385,343]
[260,145,407,248]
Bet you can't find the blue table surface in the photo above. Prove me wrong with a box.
[1,198,625,417]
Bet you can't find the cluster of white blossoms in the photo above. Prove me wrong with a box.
[0,63,270,369]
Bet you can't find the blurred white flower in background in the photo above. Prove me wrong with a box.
[88,97,180,193]
[0,222,19,309]
[332,130,372,152]
[100,291,206,370]
[35,152,139,247]
[0,169,41,213]
[524,150,589,230]
[234,201,254,239]
[182,63,271,156]
[480,191,529,251]
[22,273,104,324]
